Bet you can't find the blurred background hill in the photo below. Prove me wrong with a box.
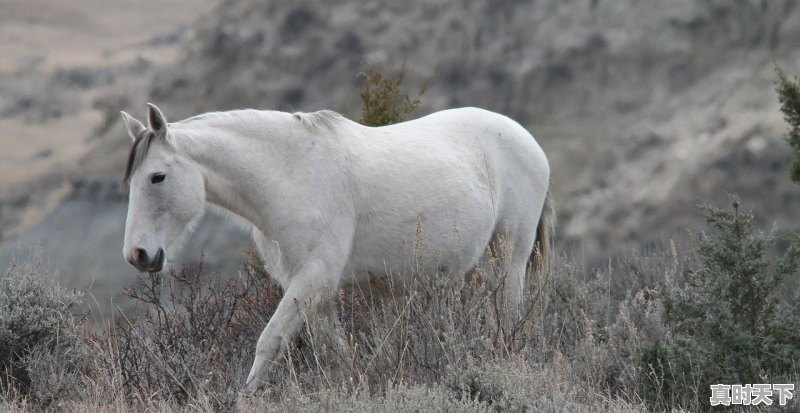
[2,0,799,314]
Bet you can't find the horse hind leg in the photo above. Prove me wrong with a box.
[484,230,533,350]
[450,231,530,355]
[501,256,527,337]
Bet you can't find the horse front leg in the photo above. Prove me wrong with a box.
[245,259,341,392]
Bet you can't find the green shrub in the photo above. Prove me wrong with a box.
[776,66,800,183]
[358,65,430,127]
[642,199,800,411]
[0,250,86,404]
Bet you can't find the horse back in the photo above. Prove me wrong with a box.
[342,107,549,283]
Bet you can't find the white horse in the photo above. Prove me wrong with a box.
[120,103,553,391]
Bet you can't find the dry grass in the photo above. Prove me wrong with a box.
[0,202,800,412]
[0,239,656,412]
[2,220,797,412]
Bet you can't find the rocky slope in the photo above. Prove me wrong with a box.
[3,0,800,311]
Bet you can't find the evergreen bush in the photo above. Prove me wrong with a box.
[776,67,800,183]
[641,199,800,410]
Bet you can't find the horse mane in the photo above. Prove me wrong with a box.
[292,110,347,131]
[122,109,346,190]
[178,111,228,125]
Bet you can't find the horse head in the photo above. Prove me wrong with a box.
[120,104,205,272]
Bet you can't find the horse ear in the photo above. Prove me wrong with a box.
[146,103,168,136]
[120,111,146,142]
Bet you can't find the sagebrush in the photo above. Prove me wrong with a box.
[0,250,86,406]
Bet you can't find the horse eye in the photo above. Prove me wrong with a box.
[151,173,166,184]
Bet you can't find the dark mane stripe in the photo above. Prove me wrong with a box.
[121,130,155,190]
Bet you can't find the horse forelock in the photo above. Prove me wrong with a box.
[121,130,156,191]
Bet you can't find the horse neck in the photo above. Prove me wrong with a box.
[178,115,295,230]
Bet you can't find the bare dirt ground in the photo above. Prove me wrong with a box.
[0,0,215,242]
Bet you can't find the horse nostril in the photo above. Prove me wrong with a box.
[134,248,149,267]
[154,248,165,271]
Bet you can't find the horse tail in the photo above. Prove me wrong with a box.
[530,188,555,273]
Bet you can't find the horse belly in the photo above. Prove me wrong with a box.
[343,178,496,290]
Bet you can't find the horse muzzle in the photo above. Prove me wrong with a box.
[128,247,165,273]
